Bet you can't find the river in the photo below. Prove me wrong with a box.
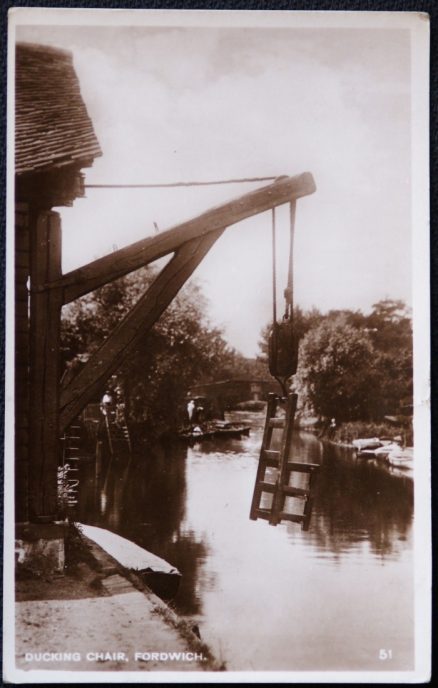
[76,411,414,672]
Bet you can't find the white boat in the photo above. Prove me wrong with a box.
[352,437,382,451]
[374,442,401,459]
[78,523,181,599]
[385,446,413,469]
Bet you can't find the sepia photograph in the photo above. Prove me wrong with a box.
[4,8,431,683]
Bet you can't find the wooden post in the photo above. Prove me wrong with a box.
[95,439,102,508]
[15,203,31,523]
[29,211,63,520]
[249,393,277,520]
[270,393,298,525]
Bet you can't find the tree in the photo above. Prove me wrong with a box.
[294,317,377,422]
[61,267,244,436]
[372,348,413,417]
[363,299,412,353]
[257,299,413,422]
[360,300,413,415]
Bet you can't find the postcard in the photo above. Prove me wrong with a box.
[3,7,431,684]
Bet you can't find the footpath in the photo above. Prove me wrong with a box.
[15,534,221,675]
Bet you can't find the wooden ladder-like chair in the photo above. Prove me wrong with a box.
[249,393,319,529]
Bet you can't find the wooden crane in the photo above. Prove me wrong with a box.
[29,172,315,519]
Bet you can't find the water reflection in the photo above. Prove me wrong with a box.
[77,442,209,615]
[304,438,413,561]
[76,414,413,670]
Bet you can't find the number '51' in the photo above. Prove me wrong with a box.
[379,649,392,660]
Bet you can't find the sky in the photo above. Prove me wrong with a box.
[16,18,412,356]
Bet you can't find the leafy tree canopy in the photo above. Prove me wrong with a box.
[61,266,262,435]
[258,300,412,422]
[296,318,376,422]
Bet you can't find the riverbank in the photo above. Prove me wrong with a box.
[298,418,411,447]
[34,422,414,672]
[14,524,223,675]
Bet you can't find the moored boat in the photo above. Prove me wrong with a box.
[78,523,182,600]
[352,437,382,451]
[353,438,414,468]
[374,442,402,459]
[179,420,251,443]
[355,448,379,458]
[385,446,413,469]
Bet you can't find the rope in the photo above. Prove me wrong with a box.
[272,207,286,397]
[285,201,296,319]
[84,175,279,189]
[272,207,277,327]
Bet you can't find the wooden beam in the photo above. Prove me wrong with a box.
[59,229,224,431]
[58,172,316,303]
[29,212,63,520]
[270,393,298,526]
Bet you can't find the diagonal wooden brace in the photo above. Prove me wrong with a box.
[59,229,224,431]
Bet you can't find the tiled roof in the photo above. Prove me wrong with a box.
[16,42,102,175]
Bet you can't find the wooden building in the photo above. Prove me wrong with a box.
[15,43,101,523]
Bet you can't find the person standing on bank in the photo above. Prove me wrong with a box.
[101,390,113,416]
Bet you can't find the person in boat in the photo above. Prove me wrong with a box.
[187,399,195,424]
[196,404,205,424]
